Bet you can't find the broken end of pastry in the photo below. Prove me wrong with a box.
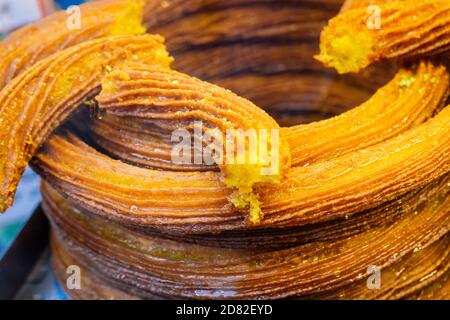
[0,184,17,213]
[109,0,147,36]
[315,24,374,74]
[223,134,290,224]
[228,187,263,225]
[0,197,14,213]
[224,160,285,225]
[0,199,6,213]
[225,165,269,224]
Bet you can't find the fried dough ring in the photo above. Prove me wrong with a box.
[86,62,449,170]
[0,0,448,300]
[42,178,449,299]
[31,100,450,233]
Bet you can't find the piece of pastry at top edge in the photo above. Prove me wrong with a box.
[286,61,449,166]
[316,0,450,73]
[0,0,145,89]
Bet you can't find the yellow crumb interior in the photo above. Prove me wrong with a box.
[109,1,147,36]
[228,187,263,225]
[101,69,131,94]
[315,26,373,74]
[224,162,281,225]
[53,53,105,100]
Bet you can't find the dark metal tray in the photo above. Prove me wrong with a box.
[0,207,50,299]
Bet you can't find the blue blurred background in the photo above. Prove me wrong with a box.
[55,0,85,9]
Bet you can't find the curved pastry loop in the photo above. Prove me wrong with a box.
[42,177,449,299]
[0,0,146,89]
[0,0,161,211]
[0,35,172,212]
[86,62,449,169]
[0,0,448,299]
[97,65,291,223]
[32,102,450,232]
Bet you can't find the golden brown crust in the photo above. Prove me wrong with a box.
[0,35,171,212]
[42,179,449,299]
[85,62,449,170]
[0,0,448,300]
[317,0,450,73]
[31,102,450,232]
[0,0,146,90]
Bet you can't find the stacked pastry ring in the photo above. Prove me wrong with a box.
[0,0,448,299]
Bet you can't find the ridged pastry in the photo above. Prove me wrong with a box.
[86,62,449,169]
[41,179,449,299]
[0,35,172,212]
[316,0,450,73]
[31,103,450,232]
[0,0,146,90]
[0,0,448,300]
[96,65,292,223]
